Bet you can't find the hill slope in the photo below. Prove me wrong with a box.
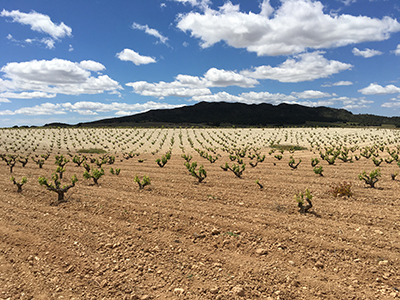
[45,102,400,127]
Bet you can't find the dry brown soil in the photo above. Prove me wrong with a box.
[0,128,399,299]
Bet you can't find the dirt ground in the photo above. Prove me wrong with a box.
[0,128,400,299]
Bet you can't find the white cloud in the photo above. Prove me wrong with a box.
[173,0,210,9]
[174,74,206,87]
[75,109,98,116]
[62,101,185,115]
[116,49,156,65]
[0,78,15,92]
[127,80,211,98]
[341,97,373,110]
[382,102,400,108]
[0,58,122,97]
[0,101,185,116]
[333,81,353,86]
[352,47,383,58]
[177,0,400,56]
[242,52,352,83]
[0,91,56,99]
[341,0,357,6]
[299,100,338,107]
[358,83,400,95]
[126,67,259,98]
[174,0,198,5]
[2,59,90,84]
[291,90,334,99]
[10,36,57,49]
[40,38,55,49]
[126,53,351,100]
[115,110,133,116]
[132,22,169,44]
[239,91,297,104]
[192,91,244,103]
[79,60,105,72]
[322,80,353,87]
[382,96,400,108]
[392,44,400,56]
[1,9,72,39]
[1,9,72,49]
[0,110,16,115]
[7,102,66,116]
[69,44,74,52]
[193,90,297,105]
[203,68,258,88]
[0,98,11,103]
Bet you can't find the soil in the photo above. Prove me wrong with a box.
[0,128,400,299]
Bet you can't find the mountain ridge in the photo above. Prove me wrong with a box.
[43,102,400,127]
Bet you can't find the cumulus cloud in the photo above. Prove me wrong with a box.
[41,38,55,49]
[62,101,185,115]
[241,52,352,83]
[333,81,353,86]
[3,59,89,84]
[116,49,156,65]
[339,97,373,110]
[79,60,105,72]
[382,96,400,108]
[0,91,56,99]
[382,102,400,108]
[192,91,245,103]
[192,91,296,105]
[358,83,400,95]
[322,81,353,87]
[127,81,211,98]
[203,68,258,87]
[132,22,169,45]
[392,44,400,56]
[341,0,357,6]
[176,0,400,56]
[0,101,185,116]
[291,90,335,99]
[173,0,210,9]
[0,78,15,92]
[0,58,122,97]
[126,67,258,98]
[1,9,72,39]
[127,53,351,99]
[352,47,383,58]
[0,102,66,116]
[1,9,72,49]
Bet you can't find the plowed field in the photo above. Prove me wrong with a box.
[1,127,399,299]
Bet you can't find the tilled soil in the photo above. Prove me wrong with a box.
[1,129,400,299]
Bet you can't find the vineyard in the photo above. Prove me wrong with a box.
[1,127,400,299]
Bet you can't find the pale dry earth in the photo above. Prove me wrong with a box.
[0,127,399,299]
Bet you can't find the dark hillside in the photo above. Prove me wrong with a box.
[43,102,400,127]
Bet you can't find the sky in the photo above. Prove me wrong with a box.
[1,0,400,127]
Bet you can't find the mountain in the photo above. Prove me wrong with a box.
[45,102,400,127]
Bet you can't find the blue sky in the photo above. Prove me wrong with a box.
[1,0,400,127]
